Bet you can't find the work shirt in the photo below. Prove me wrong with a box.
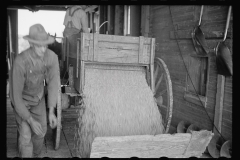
[63,6,87,31]
[9,47,59,121]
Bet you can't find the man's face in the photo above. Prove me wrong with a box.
[33,44,47,58]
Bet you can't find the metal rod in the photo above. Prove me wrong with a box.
[199,5,204,26]
[84,61,149,67]
[8,16,13,68]
[76,40,79,78]
[223,6,232,41]
[97,21,108,33]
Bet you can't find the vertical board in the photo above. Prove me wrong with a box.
[187,56,201,94]
[213,75,225,135]
[114,5,124,35]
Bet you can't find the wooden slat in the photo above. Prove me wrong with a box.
[83,33,152,45]
[82,45,151,64]
[213,75,225,135]
[93,33,98,61]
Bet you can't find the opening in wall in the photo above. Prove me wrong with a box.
[184,56,208,107]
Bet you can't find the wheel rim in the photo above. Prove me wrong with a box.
[154,57,173,134]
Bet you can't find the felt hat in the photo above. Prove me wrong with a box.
[23,24,54,45]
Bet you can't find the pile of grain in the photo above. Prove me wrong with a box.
[76,64,165,157]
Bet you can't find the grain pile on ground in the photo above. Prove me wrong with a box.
[75,64,165,157]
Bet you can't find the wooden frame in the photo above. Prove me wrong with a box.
[76,33,155,93]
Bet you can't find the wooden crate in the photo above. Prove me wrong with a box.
[74,33,156,93]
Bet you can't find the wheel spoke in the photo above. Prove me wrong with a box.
[155,73,163,92]
[154,64,159,81]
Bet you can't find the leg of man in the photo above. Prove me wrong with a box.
[29,97,47,157]
[13,108,33,158]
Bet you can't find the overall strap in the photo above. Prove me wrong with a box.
[67,7,82,28]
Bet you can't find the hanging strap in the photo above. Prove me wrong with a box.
[66,7,82,28]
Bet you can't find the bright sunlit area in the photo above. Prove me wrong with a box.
[18,9,65,53]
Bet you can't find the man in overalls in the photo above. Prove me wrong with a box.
[9,24,59,157]
[62,5,89,83]
[63,5,89,37]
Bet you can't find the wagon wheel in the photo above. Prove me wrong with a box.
[154,57,173,134]
[53,70,62,150]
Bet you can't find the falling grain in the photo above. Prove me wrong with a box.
[76,64,165,157]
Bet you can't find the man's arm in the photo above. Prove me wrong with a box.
[11,58,31,121]
[46,52,60,111]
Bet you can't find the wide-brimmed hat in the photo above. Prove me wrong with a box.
[23,24,54,45]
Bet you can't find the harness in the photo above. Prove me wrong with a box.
[66,7,82,28]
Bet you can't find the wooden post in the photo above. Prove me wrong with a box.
[62,38,65,61]
[67,38,69,71]
[90,12,93,32]
[93,33,98,61]
[213,75,225,135]
[150,38,156,94]
[114,5,124,35]
[107,5,111,34]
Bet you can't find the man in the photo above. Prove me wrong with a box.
[63,5,89,37]
[9,24,59,157]
[62,5,90,82]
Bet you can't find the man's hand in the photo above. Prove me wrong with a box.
[49,108,57,129]
[27,117,44,136]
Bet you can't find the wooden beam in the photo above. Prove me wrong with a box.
[213,75,225,135]
[90,130,213,158]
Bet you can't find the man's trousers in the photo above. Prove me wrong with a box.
[12,97,47,158]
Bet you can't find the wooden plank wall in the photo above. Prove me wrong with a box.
[149,5,232,140]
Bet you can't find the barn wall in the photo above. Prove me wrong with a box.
[149,5,232,140]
